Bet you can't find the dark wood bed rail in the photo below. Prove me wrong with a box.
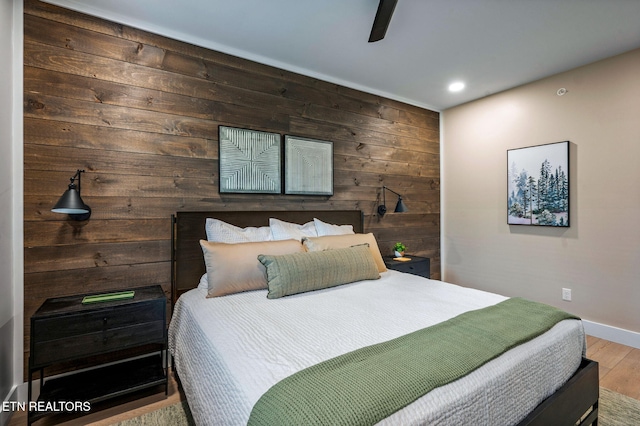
[518,358,599,426]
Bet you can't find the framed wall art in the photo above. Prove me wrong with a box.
[219,126,282,194]
[507,141,569,227]
[284,136,333,195]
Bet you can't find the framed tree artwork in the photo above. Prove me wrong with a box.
[507,141,569,227]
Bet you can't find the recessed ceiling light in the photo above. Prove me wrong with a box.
[448,82,465,92]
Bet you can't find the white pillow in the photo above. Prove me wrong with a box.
[269,218,318,241]
[197,273,208,289]
[205,218,272,243]
[313,218,354,236]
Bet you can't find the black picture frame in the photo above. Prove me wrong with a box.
[284,135,333,196]
[507,141,570,227]
[218,126,282,194]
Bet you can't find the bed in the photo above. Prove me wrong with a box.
[169,210,599,426]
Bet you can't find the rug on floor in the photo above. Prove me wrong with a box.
[599,388,640,426]
[111,400,194,426]
[113,387,640,425]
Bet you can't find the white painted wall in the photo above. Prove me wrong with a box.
[442,49,640,343]
[0,0,15,408]
[12,0,24,404]
[1,1,23,424]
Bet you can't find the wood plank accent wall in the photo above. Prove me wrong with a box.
[23,0,440,376]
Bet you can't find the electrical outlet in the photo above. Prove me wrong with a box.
[562,288,572,301]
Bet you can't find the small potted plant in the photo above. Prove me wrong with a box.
[393,242,406,258]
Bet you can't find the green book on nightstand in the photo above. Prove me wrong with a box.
[82,290,135,304]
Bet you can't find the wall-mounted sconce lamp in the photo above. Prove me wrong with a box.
[51,169,91,221]
[377,185,408,217]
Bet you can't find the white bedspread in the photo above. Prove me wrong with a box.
[169,270,585,426]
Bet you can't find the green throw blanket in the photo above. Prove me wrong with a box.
[248,297,579,426]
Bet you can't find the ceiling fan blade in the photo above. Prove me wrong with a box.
[368,0,398,42]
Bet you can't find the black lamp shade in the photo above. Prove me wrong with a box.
[51,169,91,220]
[51,184,91,220]
[394,197,408,213]
[52,185,90,214]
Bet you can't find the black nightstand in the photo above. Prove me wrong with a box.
[384,255,430,279]
[28,285,167,425]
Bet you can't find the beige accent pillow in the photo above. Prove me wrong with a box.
[303,233,387,272]
[200,239,304,298]
[258,245,380,299]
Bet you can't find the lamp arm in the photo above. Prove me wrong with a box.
[72,169,85,195]
[383,186,402,197]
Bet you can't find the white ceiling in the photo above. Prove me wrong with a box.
[45,0,640,111]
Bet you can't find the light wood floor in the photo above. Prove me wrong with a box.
[9,336,640,425]
[586,335,640,400]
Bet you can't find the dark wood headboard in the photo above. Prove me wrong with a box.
[171,210,364,304]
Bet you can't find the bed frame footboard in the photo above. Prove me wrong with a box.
[517,358,599,426]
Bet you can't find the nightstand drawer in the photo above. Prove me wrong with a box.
[32,302,164,342]
[384,256,430,279]
[33,320,165,366]
[391,261,429,276]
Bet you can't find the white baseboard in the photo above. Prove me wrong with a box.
[1,384,25,426]
[582,320,640,349]
[0,407,9,426]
